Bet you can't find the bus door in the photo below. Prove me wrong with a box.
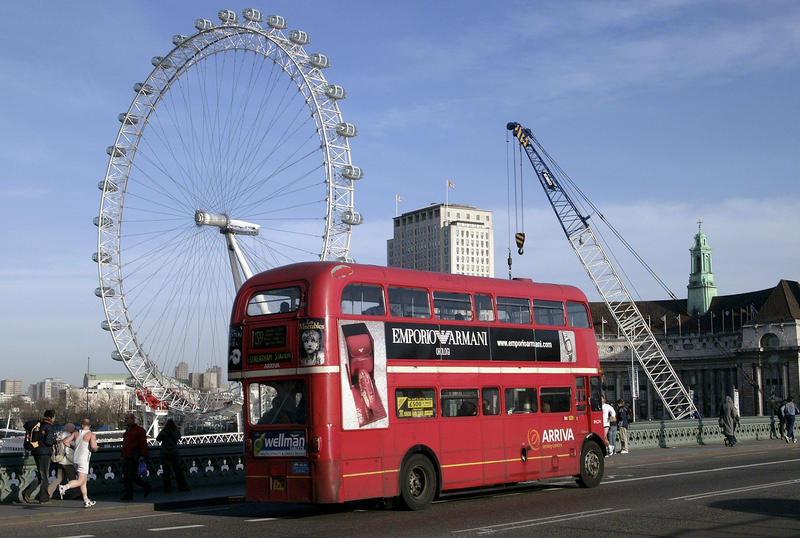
[538,385,577,476]
[479,387,505,483]
[503,387,541,482]
[439,388,483,488]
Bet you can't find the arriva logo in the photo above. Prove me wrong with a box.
[541,428,575,443]
[527,429,541,451]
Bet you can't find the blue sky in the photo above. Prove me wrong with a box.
[0,0,797,389]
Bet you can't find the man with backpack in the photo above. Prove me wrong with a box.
[21,409,57,504]
[783,396,798,443]
[47,422,78,500]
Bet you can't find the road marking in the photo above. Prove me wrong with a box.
[605,457,800,484]
[58,535,95,537]
[246,517,279,522]
[618,459,685,468]
[49,513,171,527]
[669,478,800,501]
[149,524,206,532]
[452,508,631,534]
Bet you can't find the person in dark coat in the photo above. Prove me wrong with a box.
[719,395,740,447]
[157,419,189,492]
[22,409,57,504]
[120,412,151,500]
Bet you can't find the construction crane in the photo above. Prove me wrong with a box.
[507,122,698,420]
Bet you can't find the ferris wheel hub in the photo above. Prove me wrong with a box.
[194,210,260,236]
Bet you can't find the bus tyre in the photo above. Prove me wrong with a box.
[400,454,437,510]
[576,441,603,488]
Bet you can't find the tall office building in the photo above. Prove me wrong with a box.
[1,379,23,395]
[174,361,189,381]
[387,203,494,277]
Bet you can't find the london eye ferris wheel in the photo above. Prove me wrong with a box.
[94,9,363,414]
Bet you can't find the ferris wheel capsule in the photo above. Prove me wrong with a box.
[266,14,287,29]
[172,34,189,46]
[133,82,154,95]
[341,165,363,180]
[341,210,363,225]
[98,180,119,192]
[94,216,113,228]
[151,56,173,69]
[242,8,262,22]
[95,287,115,298]
[325,85,346,100]
[118,113,139,125]
[195,18,213,31]
[111,350,132,361]
[101,320,123,331]
[335,122,357,137]
[106,145,127,158]
[309,53,329,69]
[289,30,310,45]
[92,251,112,264]
[218,10,237,23]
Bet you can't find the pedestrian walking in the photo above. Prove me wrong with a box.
[719,395,739,447]
[58,418,99,508]
[21,409,57,504]
[120,412,151,500]
[783,396,798,443]
[616,399,630,454]
[601,395,617,456]
[777,399,788,441]
[47,422,78,500]
[157,419,190,492]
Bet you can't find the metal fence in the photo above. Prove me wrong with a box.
[0,417,777,502]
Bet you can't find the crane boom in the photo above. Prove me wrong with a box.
[507,122,698,420]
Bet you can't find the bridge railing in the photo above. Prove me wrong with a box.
[0,417,776,502]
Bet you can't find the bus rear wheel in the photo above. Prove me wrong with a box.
[576,441,603,488]
[400,454,437,510]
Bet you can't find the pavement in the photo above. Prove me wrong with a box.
[0,483,245,529]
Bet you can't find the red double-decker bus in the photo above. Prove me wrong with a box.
[228,262,606,509]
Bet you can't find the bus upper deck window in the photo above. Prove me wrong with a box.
[341,283,385,316]
[433,291,473,321]
[247,287,302,316]
[388,287,430,318]
[475,294,495,322]
[566,301,591,328]
[533,300,565,326]
[497,297,530,324]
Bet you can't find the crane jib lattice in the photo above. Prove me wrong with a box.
[506,122,697,420]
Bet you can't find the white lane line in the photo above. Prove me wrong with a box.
[618,459,686,469]
[453,508,631,534]
[49,513,171,527]
[606,457,800,484]
[669,478,800,501]
[149,524,206,532]
[246,517,279,522]
[58,535,95,538]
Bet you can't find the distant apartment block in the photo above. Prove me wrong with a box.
[387,203,494,277]
[1,379,23,395]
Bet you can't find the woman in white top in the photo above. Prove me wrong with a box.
[59,418,99,508]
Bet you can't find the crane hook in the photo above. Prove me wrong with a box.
[515,232,525,255]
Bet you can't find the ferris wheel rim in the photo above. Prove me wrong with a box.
[95,12,359,414]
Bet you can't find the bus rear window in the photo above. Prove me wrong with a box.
[249,380,306,425]
[247,287,302,316]
[566,301,590,328]
[341,283,385,316]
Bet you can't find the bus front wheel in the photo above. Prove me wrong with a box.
[576,441,603,488]
[399,454,437,510]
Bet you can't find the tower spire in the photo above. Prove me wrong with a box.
[687,218,717,316]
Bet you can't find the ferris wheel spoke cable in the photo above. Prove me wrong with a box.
[232,152,322,216]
